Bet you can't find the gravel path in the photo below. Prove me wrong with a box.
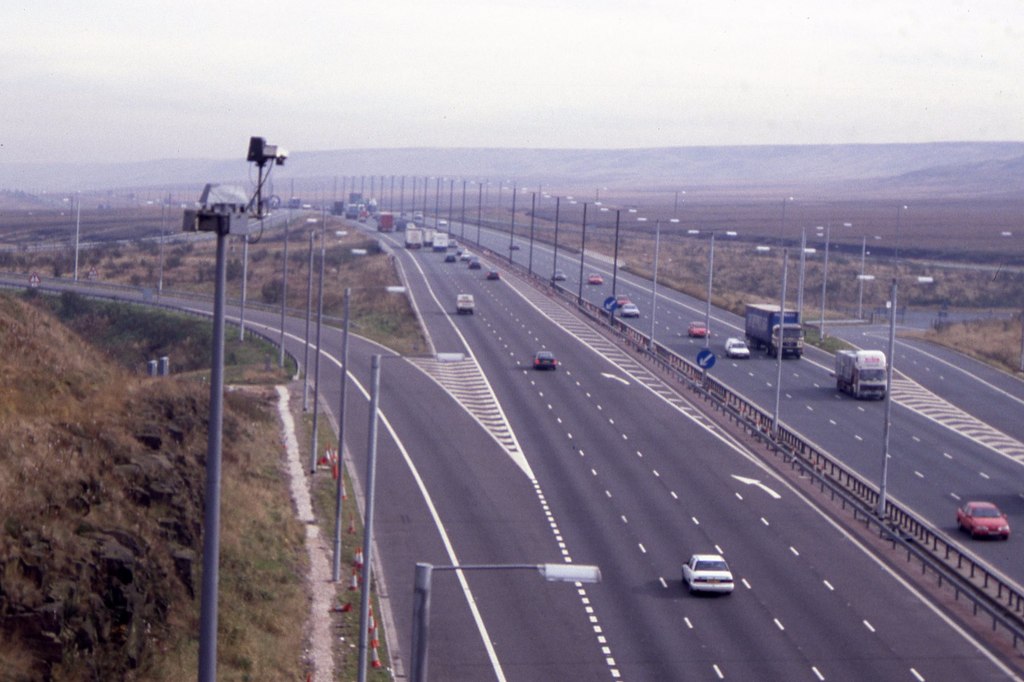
[276,385,336,681]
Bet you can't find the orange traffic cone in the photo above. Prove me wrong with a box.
[348,569,360,591]
[353,547,364,569]
[370,645,383,669]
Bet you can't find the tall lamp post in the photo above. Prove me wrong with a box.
[819,222,851,340]
[357,351,466,682]
[877,274,933,517]
[191,135,286,682]
[577,203,588,304]
[330,285,407,582]
[857,236,868,320]
[410,562,601,682]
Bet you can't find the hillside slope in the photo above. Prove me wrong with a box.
[0,293,233,679]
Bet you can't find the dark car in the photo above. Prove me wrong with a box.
[486,270,500,280]
[533,351,558,370]
[444,253,457,263]
[551,270,567,282]
[468,258,482,270]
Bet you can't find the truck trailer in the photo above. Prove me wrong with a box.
[405,227,423,249]
[377,212,395,232]
[834,350,887,399]
[744,303,804,358]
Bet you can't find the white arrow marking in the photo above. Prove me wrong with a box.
[731,475,782,499]
[600,372,630,386]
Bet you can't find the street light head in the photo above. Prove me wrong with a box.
[385,286,407,294]
[538,563,602,583]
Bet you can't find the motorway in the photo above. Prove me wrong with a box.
[442,215,1024,588]
[336,221,1017,679]
[17,214,1020,679]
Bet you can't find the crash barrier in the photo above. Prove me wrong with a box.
[483,254,1024,649]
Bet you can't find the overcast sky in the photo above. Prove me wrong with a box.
[3,0,1021,164]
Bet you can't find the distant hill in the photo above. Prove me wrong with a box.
[2,142,1023,199]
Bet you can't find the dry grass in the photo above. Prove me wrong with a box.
[914,315,1024,375]
[0,294,310,680]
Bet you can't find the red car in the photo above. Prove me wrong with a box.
[957,501,1010,539]
[615,294,631,307]
[687,321,708,338]
[587,273,604,285]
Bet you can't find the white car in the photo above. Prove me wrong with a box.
[619,302,640,318]
[724,337,750,359]
[682,554,735,594]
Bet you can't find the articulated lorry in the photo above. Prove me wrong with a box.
[744,303,804,358]
[432,232,449,251]
[834,350,887,399]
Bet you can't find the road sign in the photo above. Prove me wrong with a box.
[696,348,716,370]
[603,296,618,312]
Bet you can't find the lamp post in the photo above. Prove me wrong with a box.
[648,219,661,350]
[704,231,715,348]
[772,248,790,437]
[194,135,285,682]
[302,222,317,411]
[309,230,326,473]
[460,180,467,242]
[278,203,291,368]
[409,562,601,682]
[611,209,622,301]
[330,285,406,582]
[508,185,517,263]
[528,192,536,275]
[73,194,82,282]
[357,351,466,682]
[819,222,850,340]
[858,236,867,320]
[552,197,561,281]
[876,274,933,517]
[577,203,588,304]
[476,182,483,246]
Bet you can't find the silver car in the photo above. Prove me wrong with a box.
[724,337,750,359]
[619,302,640,318]
[682,554,735,594]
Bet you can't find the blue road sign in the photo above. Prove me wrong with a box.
[603,296,618,312]
[696,348,716,370]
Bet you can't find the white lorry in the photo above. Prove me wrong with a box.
[834,349,887,399]
[405,227,423,249]
[433,232,449,251]
[422,227,436,248]
[456,294,475,315]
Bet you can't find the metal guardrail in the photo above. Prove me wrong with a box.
[476,248,1024,650]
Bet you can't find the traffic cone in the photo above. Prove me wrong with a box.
[353,547,364,569]
[370,645,383,669]
[348,569,360,591]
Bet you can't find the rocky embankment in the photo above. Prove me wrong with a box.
[0,294,221,680]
